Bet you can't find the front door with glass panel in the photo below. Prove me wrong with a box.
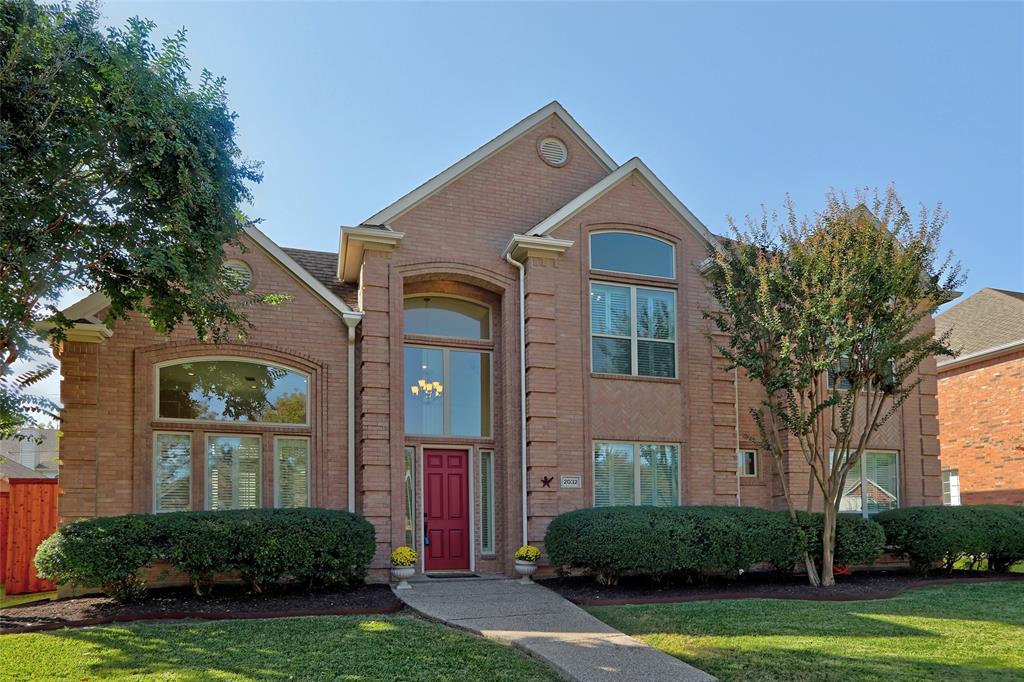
[423,448,470,571]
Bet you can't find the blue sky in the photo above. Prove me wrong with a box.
[22,1,1024,405]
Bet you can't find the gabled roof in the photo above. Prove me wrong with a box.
[362,101,618,227]
[526,157,722,251]
[45,225,360,337]
[936,288,1024,368]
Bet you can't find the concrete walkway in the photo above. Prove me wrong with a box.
[395,576,715,682]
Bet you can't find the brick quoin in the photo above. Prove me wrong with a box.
[54,105,944,581]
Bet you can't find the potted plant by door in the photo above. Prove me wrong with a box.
[514,545,541,584]
[390,546,418,590]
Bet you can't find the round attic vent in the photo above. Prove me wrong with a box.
[538,136,569,167]
[223,259,253,290]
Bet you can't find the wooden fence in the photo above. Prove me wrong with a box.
[1,478,58,595]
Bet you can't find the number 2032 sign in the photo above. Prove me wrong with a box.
[559,475,582,489]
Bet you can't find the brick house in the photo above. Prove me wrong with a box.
[935,288,1024,506]
[50,102,942,577]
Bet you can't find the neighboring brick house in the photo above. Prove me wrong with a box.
[935,288,1024,506]
[49,102,942,577]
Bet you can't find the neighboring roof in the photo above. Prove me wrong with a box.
[936,288,1024,369]
[281,247,358,308]
[526,157,722,251]
[362,101,618,227]
[1,457,49,479]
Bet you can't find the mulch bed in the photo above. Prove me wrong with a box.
[542,570,1024,606]
[1,583,402,635]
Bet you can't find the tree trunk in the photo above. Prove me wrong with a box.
[821,503,837,587]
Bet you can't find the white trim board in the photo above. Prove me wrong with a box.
[526,157,723,253]
[48,224,358,330]
[362,101,618,227]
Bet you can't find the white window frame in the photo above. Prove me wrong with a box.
[738,449,758,477]
[589,230,676,279]
[153,431,193,513]
[833,448,900,518]
[403,294,493,342]
[942,468,961,506]
[592,440,681,507]
[403,345,494,438]
[273,436,311,508]
[155,356,311,427]
[479,449,495,555]
[205,433,263,511]
[589,281,677,379]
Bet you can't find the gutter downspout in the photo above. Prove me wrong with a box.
[505,252,529,548]
[342,312,364,513]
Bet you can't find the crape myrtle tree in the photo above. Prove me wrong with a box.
[0,0,272,435]
[705,187,963,587]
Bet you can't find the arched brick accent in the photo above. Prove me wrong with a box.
[132,342,329,513]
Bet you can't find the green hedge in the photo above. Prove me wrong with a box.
[35,508,376,600]
[877,505,1024,573]
[543,505,885,584]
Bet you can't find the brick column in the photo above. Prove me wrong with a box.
[522,255,560,545]
[56,341,101,522]
[357,249,395,568]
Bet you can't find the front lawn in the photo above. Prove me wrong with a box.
[589,582,1024,682]
[0,615,559,681]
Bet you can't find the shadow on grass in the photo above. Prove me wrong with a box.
[17,615,558,682]
[683,645,1024,682]
[590,584,1024,682]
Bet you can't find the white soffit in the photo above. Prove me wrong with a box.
[362,101,618,227]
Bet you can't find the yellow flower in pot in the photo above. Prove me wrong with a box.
[390,546,417,589]
[514,545,541,584]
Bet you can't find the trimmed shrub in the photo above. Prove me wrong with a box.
[795,511,888,566]
[544,505,883,584]
[35,508,376,599]
[876,505,1024,573]
[35,514,159,600]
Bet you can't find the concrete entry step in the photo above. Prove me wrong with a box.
[394,577,715,682]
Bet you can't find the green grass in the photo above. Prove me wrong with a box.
[589,582,1024,682]
[0,615,559,681]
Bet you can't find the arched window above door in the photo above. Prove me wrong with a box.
[404,296,490,340]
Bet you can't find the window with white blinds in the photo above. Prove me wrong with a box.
[590,282,675,378]
[639,444,680,506]
[594,442,680,507]
[480,450,495,554]
[836,450,899,516]
[207,435,261,510]
[275,437,309,508]
[154,433,192,512]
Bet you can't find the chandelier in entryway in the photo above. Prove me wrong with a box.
[410,363,443,402]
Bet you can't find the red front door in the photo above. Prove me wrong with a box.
[424,449,470,571]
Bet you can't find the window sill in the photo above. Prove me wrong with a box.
[590,372,680,385]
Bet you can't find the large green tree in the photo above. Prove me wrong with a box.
[705,187,963,586]
[1,0,264,434]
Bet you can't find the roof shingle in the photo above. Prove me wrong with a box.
[280,247,358,309]
[935,288,1024,358]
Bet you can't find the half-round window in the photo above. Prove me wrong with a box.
[404,296,490,340]
[590,231,675,279]
[157,359,309,424]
